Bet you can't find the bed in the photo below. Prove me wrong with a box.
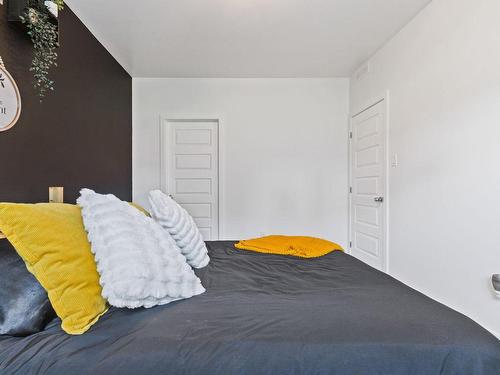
[1,241,499,374]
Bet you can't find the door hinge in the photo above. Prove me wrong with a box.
[349,241,352,248]
[349,131,353,139]
[349,186,352,194]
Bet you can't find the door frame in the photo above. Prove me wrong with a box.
[348,92,390,272]
[159,114,225,240]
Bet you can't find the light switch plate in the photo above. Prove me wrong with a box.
[391,153,399,168]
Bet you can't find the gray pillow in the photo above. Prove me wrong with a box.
[0,241,56,336]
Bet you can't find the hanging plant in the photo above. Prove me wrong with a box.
[52,0,64,10]
[19,1,64,100]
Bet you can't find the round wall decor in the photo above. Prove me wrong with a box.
[0,63,22,132]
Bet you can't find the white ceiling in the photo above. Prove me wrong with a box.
[65,0,431,78]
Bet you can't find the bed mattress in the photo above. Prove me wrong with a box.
[1,241,499,374]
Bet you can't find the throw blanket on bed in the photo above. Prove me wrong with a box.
[235,235,343,258]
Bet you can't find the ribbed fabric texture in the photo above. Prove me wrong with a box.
[78,189,205,309]
[235,235,343,258]
[148,190,210,269]
[0,203,108,335]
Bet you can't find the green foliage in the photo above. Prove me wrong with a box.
[20,6,60,100]
[52,0,64,10]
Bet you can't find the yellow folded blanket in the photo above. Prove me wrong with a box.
[235,235,343,258]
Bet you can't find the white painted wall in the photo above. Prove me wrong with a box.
[134,78,350,245]
[350,0,500,336]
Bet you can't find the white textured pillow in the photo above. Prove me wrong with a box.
[148,190,210,269]
[77,189,205,309]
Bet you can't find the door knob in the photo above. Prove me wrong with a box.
[492,274,500,296]
[374,197,384,202]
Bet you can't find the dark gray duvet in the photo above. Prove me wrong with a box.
[1,241,499,375]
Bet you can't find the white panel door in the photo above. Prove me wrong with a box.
[350,101,386,271]
[163,119,219,240]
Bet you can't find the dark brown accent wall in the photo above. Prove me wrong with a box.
[0,4,132,204]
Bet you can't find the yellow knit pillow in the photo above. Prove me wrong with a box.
[235,235,343,258]
[129,202,150,216]
[0,203,108,335]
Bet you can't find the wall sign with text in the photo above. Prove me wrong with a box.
[0,65,21,132]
